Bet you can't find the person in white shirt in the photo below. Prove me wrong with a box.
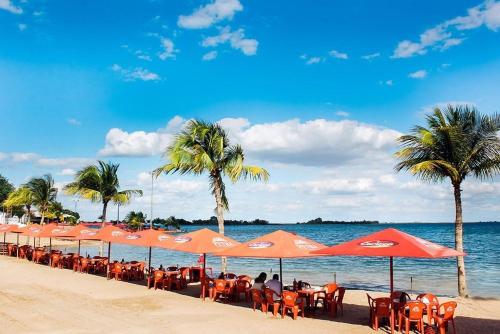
[265,274,282,301]
[251,272,267,290]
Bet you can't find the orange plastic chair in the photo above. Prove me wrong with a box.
[368,296,391,331]
[114,263,129,281]
[7,244,15,256]
[432,301,457,334]
[314,283,337,311]
[213,279,232,303]
[390,290,411,328]
[417,293,440,325]
[18,245,28,259]
[250,288,267,313]
[179,267,190,288]
[281,291,305,320]
[328,287,345,317]
[237,275,252,282]
[80,258,91,274]
[153,270,166,290]
[50,254,61,268]
[398,301,425,334]
[200,277,214,300]
[235,279,252,302]
[264,288,281,317]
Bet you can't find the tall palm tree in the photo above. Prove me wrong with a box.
[154,120,269,270]
[64,161,143,227]
[25,174,58,225]
[3,187,34,223]
[395,105,500,297]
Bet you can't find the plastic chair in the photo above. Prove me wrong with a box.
[250,288,267,312]
[50,254,61,268]
[398,301,426,334]
[235,279,252,302]
[368,296,391,331]
[80,258,91,274]
[237,275,252,282]
[225,273,237,280]
[264,288,281,317]
[329,287,345,317]
[390,290,412,329]
[281,291,305,320]
[178,267,190,288]
[417,293,440,325]
[432,301,457,334]
[213,279,232,303]
[314,283,337,311]
[200,277,214,300]
[114,263,129,281]
[152,270,166,290]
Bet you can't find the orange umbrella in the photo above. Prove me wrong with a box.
[217,230,327,289]
[112,229,176,271]
[0,224,19,255]
[1,225,26,257]
[50,224,99,256]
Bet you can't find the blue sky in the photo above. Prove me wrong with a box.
[1,0,500,222]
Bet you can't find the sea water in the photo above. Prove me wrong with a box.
[70,222,500,297]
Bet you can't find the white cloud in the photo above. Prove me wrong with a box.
[392,1,500,58]
[135,50,152,62]
[202,26,258,56]
[408,70,428,79]
[202,50,218,61]
[18,23,27,31]
[361,52,380,60]
[67,118,82,126]
[0,152,93,169]
[305,56,323,65]
[158,38,178,60]
[293,178,374,194]
[111,64,160,82]
[59,168,76,176]
[98,116,186,157]
[380,80,393,86]
[178,0,243,29]
[328,50,348,59]
[0,0,22,14]
[335,111,350,117]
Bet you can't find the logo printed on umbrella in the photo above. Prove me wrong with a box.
[359,240,399,248]
[80,229,95,235]
[248,241,273,249]
[294,239,319,250]
[0,226,10,231]
[30,227,41,233]
[111,231,124,237]
[174,236,192,243]
[212,237,233,248]
[157,235,170,242]
[51,229,64,234]
[126,234,141,240]
[415,237,441,249]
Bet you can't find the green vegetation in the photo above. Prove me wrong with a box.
[25,174,58,225]
[125,211,147,230]
[0,174,14,207]
[395,105,500,298]
[64,161,143,227]
[300,217,378,225]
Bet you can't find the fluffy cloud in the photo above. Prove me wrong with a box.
[293,178,374,194]
[408,70,427,79]
[178,0,243,29]
[0,0,22,14]
[158,38,178,60]
[98,116,186,157]
[361,52,380,60]
[111,64,160,82]
[18,23,27,31]
[202,50,218,61]
[67,118,81,126]
[335,111,350,117]
[393,0,500,58]
[202,26,258,56]
[0,152,93,169]
[329,50,348,59]
[306,56,323,65]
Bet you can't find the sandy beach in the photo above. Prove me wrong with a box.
[1,256,499,334]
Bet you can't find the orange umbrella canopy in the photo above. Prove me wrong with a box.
[217,229,326,258]
[21,223,66,238]
[112,229,175,248]
[166,228,240,254]
[73,225,129,241]
[311,228,464,258]
[0,224,21,233]
[50,224,95,238]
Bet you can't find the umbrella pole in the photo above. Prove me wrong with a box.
[49,238,52,266]
[106,242,111,279]
[148,247,152,273]
[279,258,283,293]
[78,240,81,256]
[3,233,5,255]
[16,233,19,258]
[389,256,394,293]
[202,253,207,299]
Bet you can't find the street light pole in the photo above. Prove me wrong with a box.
[117,203,120,223]
[150,171,154,229]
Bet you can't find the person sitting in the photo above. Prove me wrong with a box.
[217,272,225,279]
[158,264,164,271]
[252,272,267,290]
[265,274,282,300]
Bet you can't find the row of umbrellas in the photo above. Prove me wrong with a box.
[0,223,464,296]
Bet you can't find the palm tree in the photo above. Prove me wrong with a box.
[25,174,58,225]
[125,211,147,230]
[3,187,34,223]
[154,120,269,270]
[395,105,500,297]
[64,161,143,227]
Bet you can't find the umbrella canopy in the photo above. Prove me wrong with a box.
[113,229,175,248]
[311,228,464,258]
[217,229,326,258]
[50,224,96,238]
[72,225,128,241]
[0,224,21,233]
[166,228,240,254]
[22,223,64,238]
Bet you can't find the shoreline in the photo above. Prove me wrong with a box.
[1,256,499,333]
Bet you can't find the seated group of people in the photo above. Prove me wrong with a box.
[251,272,282,301]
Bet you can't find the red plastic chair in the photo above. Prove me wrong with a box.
[178,267,190,288]
[50,254,61,268]
[235,279,252,302]
[213,279,232,303]
[152,270,166,290]
[398,301,426,334]
[264,288,281,317]
[417,293,440,325]
[281,291,305,320]
[80,258,91,274]
[432,301,457,334]
[314,283,337,312]
[368,296,392,331]
[250,288,267,313]
[328,287,345,317]
[200,277,214,300]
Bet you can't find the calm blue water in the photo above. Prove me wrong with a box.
[66,223,500,297]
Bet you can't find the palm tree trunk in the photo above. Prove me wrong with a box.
[454,183,468,297]
[100,201,108,256]
[26,205,31,224]
[213,176,227,272]
[40,212,45,225]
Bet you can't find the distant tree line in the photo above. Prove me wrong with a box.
[298,217,379,225]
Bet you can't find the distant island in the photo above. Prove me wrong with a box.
[150,216,270,228]
[298,217,379,225]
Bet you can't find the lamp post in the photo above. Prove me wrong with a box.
[150,171,154,229]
